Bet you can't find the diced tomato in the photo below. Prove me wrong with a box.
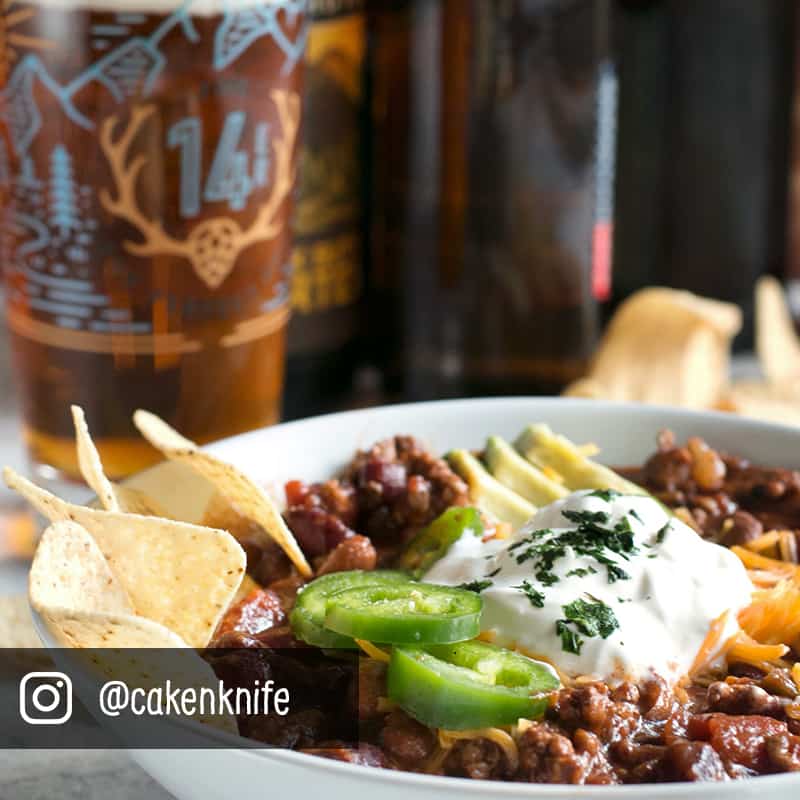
[693,714,788,772]
[285,480,311,506]
[214,587,286,639]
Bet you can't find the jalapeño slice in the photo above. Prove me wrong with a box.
[323,583,482,645]
[290,569,410,648]
[397,507,484,579]
[387,640,560,730]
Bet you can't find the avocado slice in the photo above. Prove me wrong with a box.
[484,436,568,506]
[448,449,536,530]
[514,424,646,495]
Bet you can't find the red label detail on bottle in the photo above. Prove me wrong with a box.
[592,221,613,302]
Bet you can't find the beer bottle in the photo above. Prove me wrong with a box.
[615,0,795,344]
[285,0,368,419]
[368,0,615,400]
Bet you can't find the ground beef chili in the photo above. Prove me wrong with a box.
[621,429,800,547]
[283,436,470,566]
[205,432,800,784]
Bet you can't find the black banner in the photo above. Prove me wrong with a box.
[1,648,358,749]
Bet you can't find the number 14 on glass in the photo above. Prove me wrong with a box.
[168,112,270,217]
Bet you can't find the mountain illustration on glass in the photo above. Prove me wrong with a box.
[49,145,79,238]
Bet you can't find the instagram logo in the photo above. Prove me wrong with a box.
[19,672,73,725]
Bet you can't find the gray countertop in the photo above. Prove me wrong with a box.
[0,300,174,800]
[0,752,172,800]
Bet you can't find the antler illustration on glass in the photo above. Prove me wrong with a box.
[99,90,300,290]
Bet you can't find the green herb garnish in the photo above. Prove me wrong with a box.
[562,509,610,526]
[458,579,493,593]
[511,510,641,588]
[656,522,670,544]
[566,566,598,578]
[555,597,620,654]
[561,597,620,639]
[588,489,621,502]
[515,579,545,608]
[556,620,584,655]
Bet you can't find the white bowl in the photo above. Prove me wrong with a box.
[50,399,800,798]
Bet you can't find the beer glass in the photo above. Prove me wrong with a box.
[0,0,308,482]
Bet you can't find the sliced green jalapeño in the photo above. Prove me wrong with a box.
[290,569,410,648]
[387,640,560,730]
[397,506,484,579]
[323,583,482,645]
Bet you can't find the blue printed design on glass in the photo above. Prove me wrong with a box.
[0,1,199,152]
[214,0,307,73]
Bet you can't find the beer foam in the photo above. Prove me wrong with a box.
[33,0,296,15]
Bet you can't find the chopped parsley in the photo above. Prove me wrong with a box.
[629,508,643,523]
[458,579,493,593]
[535,568,561,586]
[556,620,583,654]
[563,597,620,638]
[566,566,598,578]
[515,579,545,608]
[562,509,610,526]
[656,522,670,544]
[487,566,502,578]
[555,597,620,655]
[510,508,641,587]
[587,489,621,502]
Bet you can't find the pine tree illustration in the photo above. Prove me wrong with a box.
[49,145,78,238]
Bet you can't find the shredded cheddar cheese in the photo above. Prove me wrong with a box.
[689,609,737,676]
[727,634,789,665]
[779,531,798,564]
[731,546,799,581]
[744,530,782,554]
[738,579,800,652]
[355,639,390,663]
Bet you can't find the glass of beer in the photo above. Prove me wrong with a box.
[0,0,308,482]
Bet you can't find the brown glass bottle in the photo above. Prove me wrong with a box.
[615,0,794,344]
[368,0,615,400]
[284,0,367,419]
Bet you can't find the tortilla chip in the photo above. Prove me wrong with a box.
[72,405,119,511]
[109,485,172,517]
[5,468,245,648]
[29,520,132,615]
[71,405,169,517]
[569,288,741,408]
[723,380,800,427]
[755,276,800,384]
[133,410,311,578]
[563,377,606,399]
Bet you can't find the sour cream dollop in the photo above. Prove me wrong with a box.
[424,491,752,683]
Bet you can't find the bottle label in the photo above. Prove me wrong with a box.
[289,3,364,353]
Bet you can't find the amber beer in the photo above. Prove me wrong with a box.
[0,0,307,480]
